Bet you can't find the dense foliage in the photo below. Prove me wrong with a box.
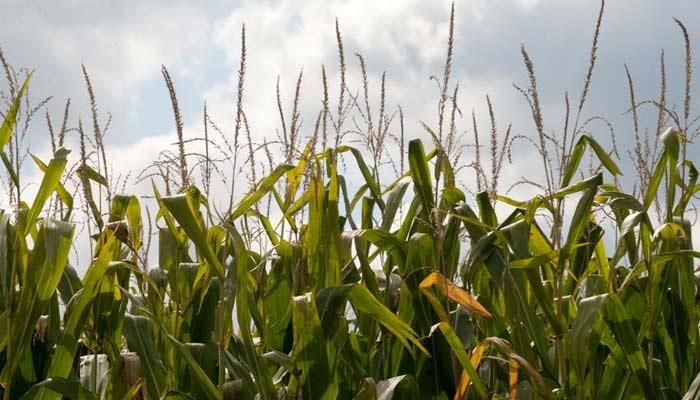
[1,3,699,399]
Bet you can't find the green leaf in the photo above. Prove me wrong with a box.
[230,164,294,220]
[30,153,73,212]
[161,191,224,277]
[235,251,276,400]
[337,146,386,211]
[421,123,456,190]
[408,140,434,217]
[0,72,32,150]
[123,314,167,399]
[508,250,560,269]
[602,294,656,399]
[476,191,497,227]
[284,141,313,208]
[78,163,108,187]
[357,229,407,268]
[0,219,74,384]
[162,329,221,399]
[432,322,487,398]
[381,177,411,231]
[128,300,221,400]
[568,294,606,380]
[347,284,428,356]
[561,135,621,187]
[645,151,667,209]
[356,375,419,400]
[560,173,602,268]
[0,151,18,188]
[21,378,98,400]
[587,135,622,176]
[37,235,119,400]
[24,148,71,234]
[289,292,338,399]
[551,173,602,200]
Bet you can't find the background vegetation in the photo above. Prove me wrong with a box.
[0,1,699,399]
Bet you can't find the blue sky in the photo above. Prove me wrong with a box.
[1,0,699,265]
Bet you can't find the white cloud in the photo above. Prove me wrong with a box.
[1,0,699,270]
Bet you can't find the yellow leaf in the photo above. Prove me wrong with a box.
[420,272,492,320]
[509,358,519,399]
[454,342,487,400]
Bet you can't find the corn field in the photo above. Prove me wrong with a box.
[0,1,699,399]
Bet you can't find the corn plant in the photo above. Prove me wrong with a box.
[0,2,699,399]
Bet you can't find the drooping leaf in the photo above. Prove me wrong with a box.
[419,272,492,321]
[561,134,621,187]
[20,378,98,400]
[231,164,295,220]
[161,191,224,277]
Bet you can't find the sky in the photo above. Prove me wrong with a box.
[0,0,699,267]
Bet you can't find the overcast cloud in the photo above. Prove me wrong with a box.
[1,0,698,267]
